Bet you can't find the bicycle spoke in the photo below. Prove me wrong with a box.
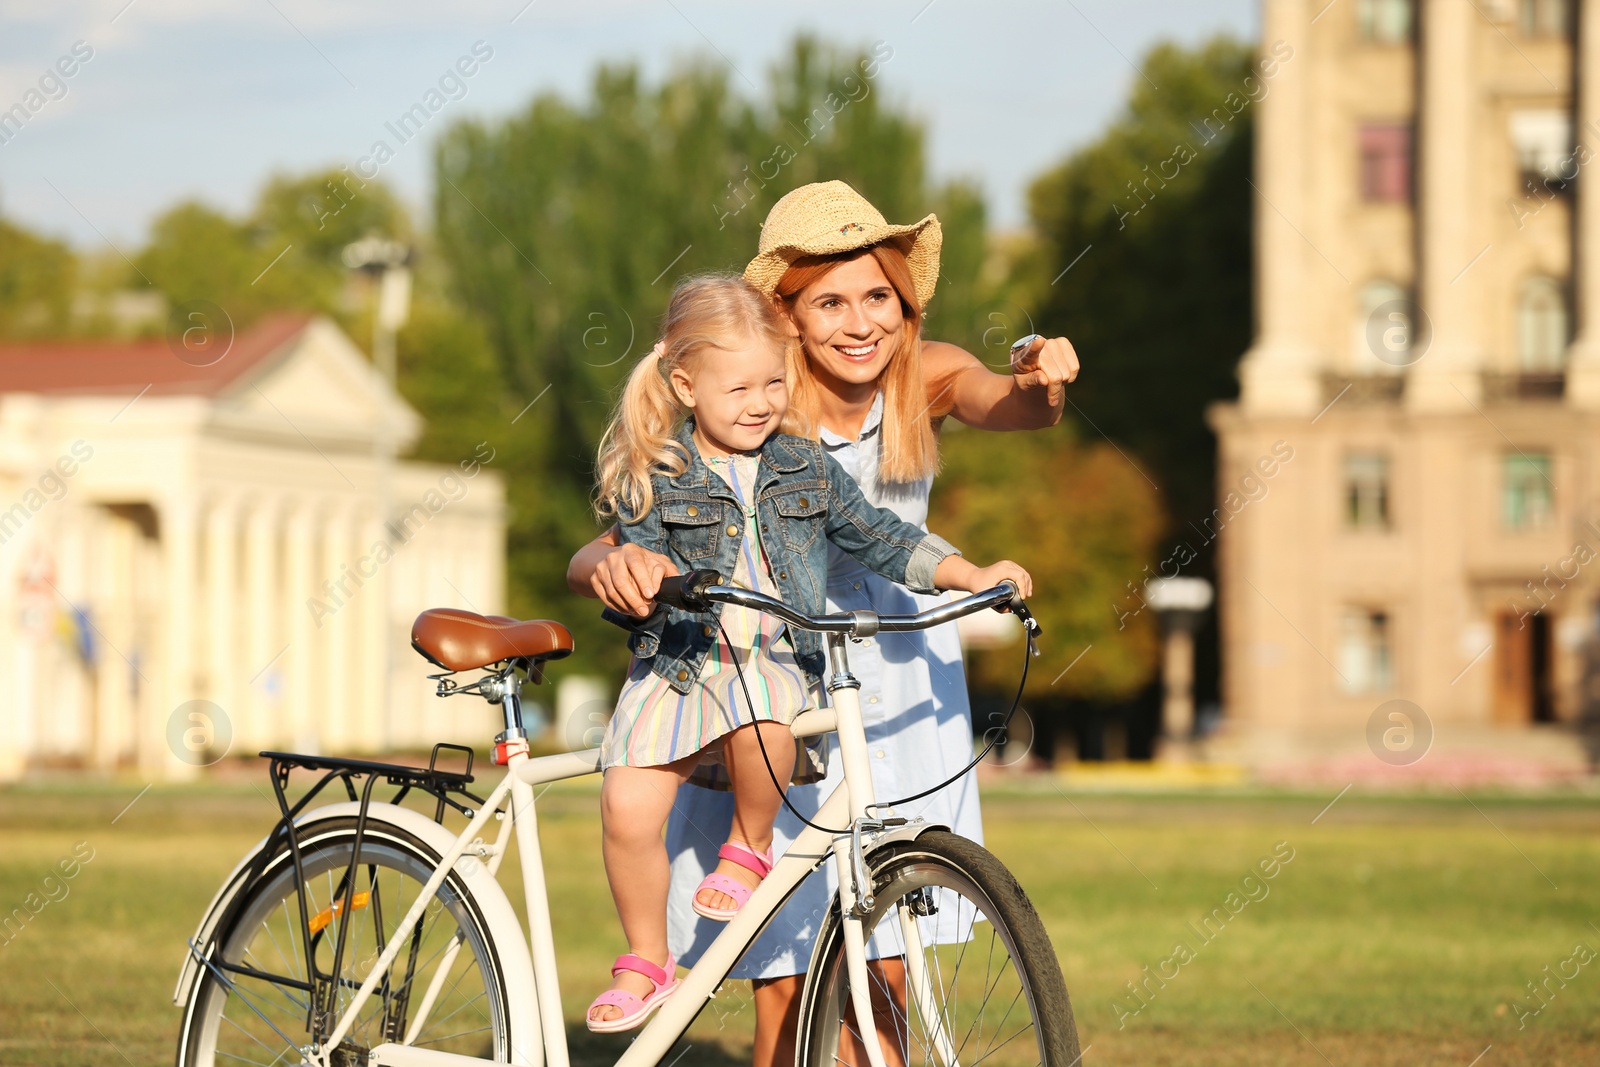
[806,840,1069,1067]
[240,948,310,1014]
[412,974,490,1045]
[966,1016,1037,1067]
[416,1023,494,1046]
[218,1008,291,1064]
[184,828,507,1065]
[972,985,1027,1066]
[953,943,1013,1064]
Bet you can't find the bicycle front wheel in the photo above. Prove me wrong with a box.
[175,816,513,1066]
[797,830,1079,1067]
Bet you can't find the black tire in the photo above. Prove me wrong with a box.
[175,817,513,1066]
[796,830,1080,1066]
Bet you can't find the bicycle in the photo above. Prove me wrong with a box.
[173,572,1080,1067]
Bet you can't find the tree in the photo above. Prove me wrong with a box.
[928,422,1164,709]
[0,216,76,338]
[1024,36,1255,537]
[135,168,410,334]
[432,37,993,677]
[1018,36,1258,724]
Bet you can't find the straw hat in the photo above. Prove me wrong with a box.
[743,180,942,309]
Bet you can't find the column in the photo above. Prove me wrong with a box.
[91,506,130,771]
[154,496,200,780]
[203,495,241,750]
[243,499,281,751]
[356,511,391,753]
[0,516,27,780]
[1567,0,1600,406]
[316,508,356,751]
[284,503,320,753]
[1408,0,1483,410]
[1238,0,1322,414]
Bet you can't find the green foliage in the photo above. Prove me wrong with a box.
[932,423,1162,703]
[431,37,992,675]
[1024,36,1256,537]
[135,168,409,333]
[0,217,76,338]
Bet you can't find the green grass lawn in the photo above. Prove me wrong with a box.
[1,775,1597,1066]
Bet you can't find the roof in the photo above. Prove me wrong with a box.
[0,314,314,398]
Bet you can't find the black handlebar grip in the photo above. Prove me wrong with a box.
[656,569,722,612]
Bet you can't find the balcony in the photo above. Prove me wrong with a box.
[1321,373,1404,405]
[1481,371,1565,401]
[1315,372,1568,408]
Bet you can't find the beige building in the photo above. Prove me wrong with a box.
[0,315,507,780]
[1211,0,1600,766]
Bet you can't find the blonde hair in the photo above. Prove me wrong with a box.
[595,274,794,522]
[775,242,939,484]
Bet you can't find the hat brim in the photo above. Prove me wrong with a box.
[744,212,942,310]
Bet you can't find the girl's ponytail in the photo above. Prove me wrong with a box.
[595,343,687,522]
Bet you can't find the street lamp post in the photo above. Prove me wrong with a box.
[341,235,411,753]
[340,236,412,383]
[1144,576,1214,760]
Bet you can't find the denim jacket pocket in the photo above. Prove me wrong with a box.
[771,484,827,553]
[660,500,722,562]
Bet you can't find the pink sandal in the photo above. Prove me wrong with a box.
[691,842,775,922]
[586,953,679,1033]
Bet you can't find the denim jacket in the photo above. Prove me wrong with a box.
[604,421,958,693]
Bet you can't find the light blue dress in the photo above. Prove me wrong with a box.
[662,392,984,979]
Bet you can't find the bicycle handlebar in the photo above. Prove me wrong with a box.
[655,569,1042,638]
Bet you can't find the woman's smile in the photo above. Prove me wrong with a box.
[834,339,880,361]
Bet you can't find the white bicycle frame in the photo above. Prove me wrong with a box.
[295,585,1019,1067]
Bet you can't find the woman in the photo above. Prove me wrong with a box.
[566,180,1078,1066]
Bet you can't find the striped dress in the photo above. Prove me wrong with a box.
[601,451,824,782]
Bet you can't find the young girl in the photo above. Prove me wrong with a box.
[584,274,1031,1033]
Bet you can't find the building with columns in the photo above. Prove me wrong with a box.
[0,315,507,780]
[1210,0,1600,767]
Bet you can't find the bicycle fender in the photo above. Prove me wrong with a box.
[173,800,538,1054]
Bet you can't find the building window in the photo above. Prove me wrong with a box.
[1517,275,1569,371]
[1504,453,1554,529]
[1345,453,1391,529]
[1510,110,1574,190]
[1357,0,1413,42]
[1339,609,1394,693]
[1521,0,1569,36]
[1359,123,1412,202]
[1355,279,1412,372]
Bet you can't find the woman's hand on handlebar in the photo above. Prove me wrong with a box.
[592,542,679,618]
[934,556,1033,601]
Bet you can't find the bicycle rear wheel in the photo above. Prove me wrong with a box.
[175,816,512,1066]
[796,830,1079,1067]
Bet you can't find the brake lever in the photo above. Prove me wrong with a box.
[997,581,1044,651]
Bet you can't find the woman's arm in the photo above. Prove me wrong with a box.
[922,336,1078,431]
[566,525,678,618]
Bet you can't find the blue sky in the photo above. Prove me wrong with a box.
[0,0,1256,251]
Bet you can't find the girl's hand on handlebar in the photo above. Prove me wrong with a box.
[971,561,1033,601]
[934,557,1033,601]
[592,543,678,618]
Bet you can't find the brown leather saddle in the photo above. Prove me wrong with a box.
[411,608,574,672]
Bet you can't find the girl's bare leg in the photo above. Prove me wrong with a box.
[695,720,795,912]
[591,756,696,1024]
[752,959,908,1067]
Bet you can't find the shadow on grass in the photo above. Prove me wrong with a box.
[564,1021,749,1067]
